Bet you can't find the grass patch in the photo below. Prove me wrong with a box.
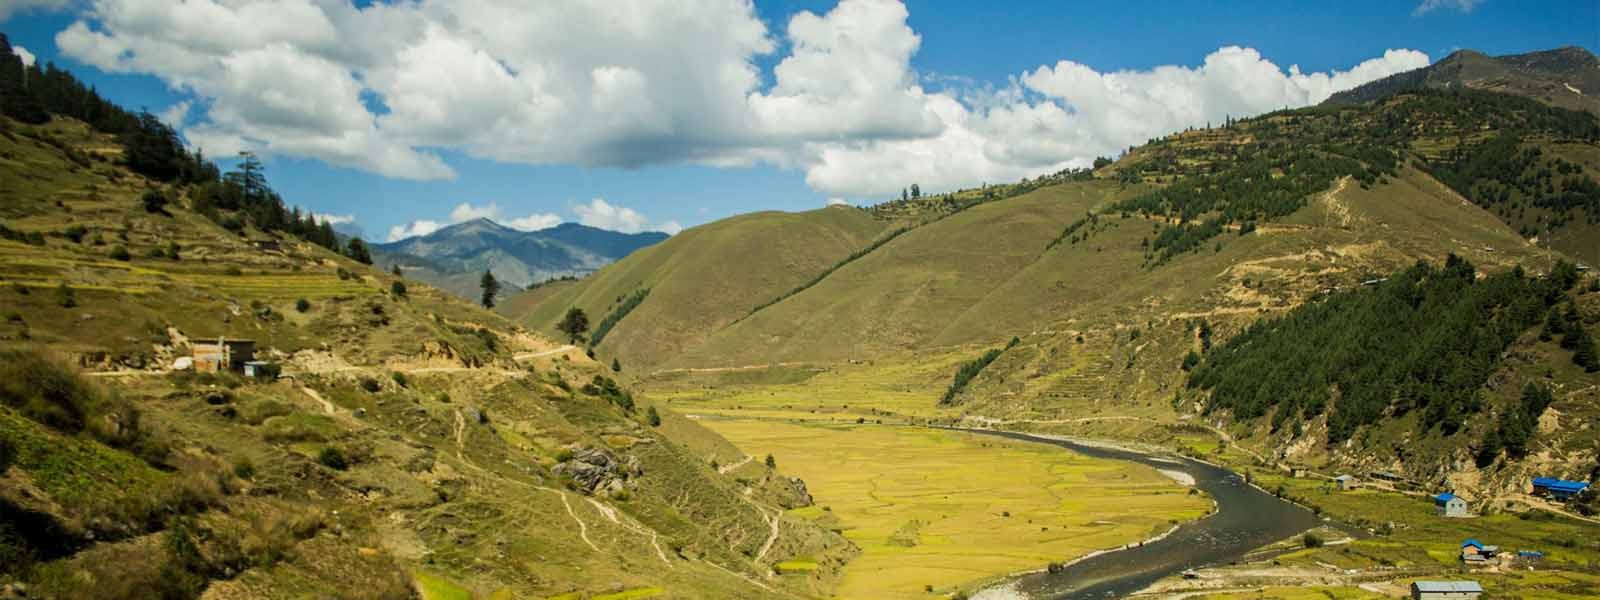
[412,570,473,600]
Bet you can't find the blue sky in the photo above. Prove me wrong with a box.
[2,0,1595,241]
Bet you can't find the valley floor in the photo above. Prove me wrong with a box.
[650,372,1210,599]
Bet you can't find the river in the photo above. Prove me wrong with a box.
[959,429,1324,600]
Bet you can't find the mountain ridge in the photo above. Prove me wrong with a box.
[373,218,668,301]
[1324,45,1600,115]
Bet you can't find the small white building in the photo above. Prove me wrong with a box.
[1411,580,1483,600]
[1435,493,1471,518]
[1334,474,1358,490]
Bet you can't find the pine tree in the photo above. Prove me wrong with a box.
[557,307,589,343]
[480,270,501,308]
[345,237,373,265]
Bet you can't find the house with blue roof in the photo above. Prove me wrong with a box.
[1434,492,1471,518]
[1532,477,1589,501]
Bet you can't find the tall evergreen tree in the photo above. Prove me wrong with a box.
[479,270,501,308]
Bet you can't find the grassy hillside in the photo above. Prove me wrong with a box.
[0,114,853,599]
[504,207,887,368]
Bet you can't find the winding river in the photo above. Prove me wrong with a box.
[959,428,1324,600]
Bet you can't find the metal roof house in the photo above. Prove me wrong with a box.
[1411,581,1483,600]
[191,337,256,373]
[1434,493,1471,518]
[1333,474,1358,490]
[1532,477,1590,501]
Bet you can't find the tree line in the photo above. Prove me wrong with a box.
[0,34,353,258]
[1188,256,1586,443]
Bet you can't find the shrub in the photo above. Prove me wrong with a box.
[141,189,168,213]
[360,378,381,393]
[390,372,407,388]
[317,446,349,470]
[56,283,76,308]
[61,225,88,243]
[647,405,661,427]
[390,280,406,298]
[294,298,310,312]
[108,245,131,261]
[224,266,243,276]
[0,347,161,460]
[1302,532,1324,548]
[232,458,256,480]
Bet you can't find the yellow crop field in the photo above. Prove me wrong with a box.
[700,419,1209,599]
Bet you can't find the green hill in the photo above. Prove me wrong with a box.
[0,57,851,600]
[502,207,888,369]
[511,82,1600,505]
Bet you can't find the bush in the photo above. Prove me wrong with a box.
[317,446,349,471]
[647,406,661,427]
[390,372,407,388]
[0,348,162,460]
[224,266,243,276]
[360,378,381,393]
[390,280,406,298]
[141,189,168,213]
[1302,532,1324,548]
[56,283,76,308]
[108,245,131,261]
[295,298,310,312]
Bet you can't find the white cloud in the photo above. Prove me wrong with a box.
[314,213,355,225]
[657,220,684,235]
[826,197,849,207]
[12,44,35,67]
[1413,0,1483,16]
[0,0,71,21]
[387,219,442,242]
[48,0,1432,200]
[505,212,563,231]
[158,100,190,128]
[448,201,500,223]
[573,198,652,234]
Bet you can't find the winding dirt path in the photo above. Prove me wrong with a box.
[718,455,754,474]
[547,488,599,552]
[513,345,575,361]
[753,506,780,563]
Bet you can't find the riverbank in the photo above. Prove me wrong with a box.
[954,428,1323,600]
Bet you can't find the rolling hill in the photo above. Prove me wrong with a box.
[373,219,667,302]
[0,39,851,599]
[507,58,1600,504]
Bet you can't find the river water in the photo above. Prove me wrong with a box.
[960,429,1323,600]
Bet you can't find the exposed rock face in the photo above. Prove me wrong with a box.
[777,476,814,509]
[553,447,642,495]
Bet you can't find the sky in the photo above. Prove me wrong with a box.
[1,0,1596,242]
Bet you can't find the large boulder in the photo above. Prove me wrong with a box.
[554,447,641,495]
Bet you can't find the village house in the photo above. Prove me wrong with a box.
[1411,580,1483,600]
[1334,474,1358,490]
[1460,539,1499,565]
[1531,477,1589,501]
[191,337,256,372]
[1434,493,1471,518]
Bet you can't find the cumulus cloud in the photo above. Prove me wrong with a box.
[826,197,850,207]
[158,100,190,128]
[12,44,34,66]
[505,213,564,231]
[387,219,442,242]
[573,199,653,233]
[0,0,71,21]
[1413,0,1483,16]
[314,213,355,225]
[49,0,1431,200]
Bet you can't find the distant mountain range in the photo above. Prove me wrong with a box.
[1324,46,1600,115]
[373,219,668,301]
